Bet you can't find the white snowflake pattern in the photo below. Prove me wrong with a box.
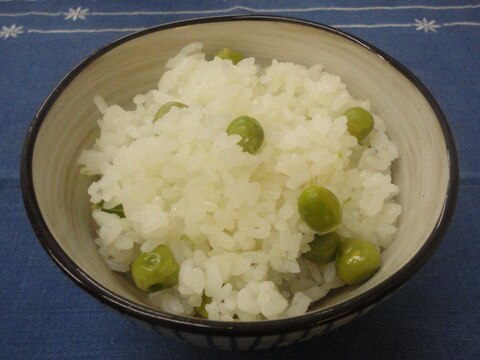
[414,18,440,33]
[0,25,24,39]
[64,7,89,21]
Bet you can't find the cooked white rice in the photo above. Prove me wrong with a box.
[78,42,401,321]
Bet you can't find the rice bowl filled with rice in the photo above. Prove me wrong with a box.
[77,42,401,321]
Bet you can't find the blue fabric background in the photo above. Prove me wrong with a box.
[0,0,478,359]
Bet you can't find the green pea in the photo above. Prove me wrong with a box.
[335,237,381,285]
[297,185,342,234]
[153,101,187,122]
[131,245,180,292]
[195,294,212,319]
[304,232,341,264]
[94,201,125,218]
[226,116,265,154]
[215,48,243,65]
[343,107,374,141]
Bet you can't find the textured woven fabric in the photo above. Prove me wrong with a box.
[1,0,478,358]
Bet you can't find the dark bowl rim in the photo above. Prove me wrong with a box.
[20,14,459,337]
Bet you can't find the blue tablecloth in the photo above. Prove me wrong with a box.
[1,1,479,359]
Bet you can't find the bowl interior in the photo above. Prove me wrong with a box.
[27,19,451,317]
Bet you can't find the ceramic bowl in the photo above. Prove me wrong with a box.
[21,16,458,350]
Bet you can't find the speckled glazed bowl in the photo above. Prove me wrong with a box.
[21,16,458,350]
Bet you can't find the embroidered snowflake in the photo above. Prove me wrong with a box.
[64,7,89,21]
[0,25,24,39]
[414,18,440,33]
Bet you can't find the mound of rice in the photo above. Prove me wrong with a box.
[78,43,401,321]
